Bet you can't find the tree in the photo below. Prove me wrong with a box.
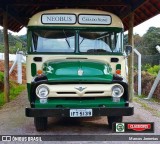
[124,33,145,53]
[0,30,27,54]
[143,27,160,55]
[124,27,160,55]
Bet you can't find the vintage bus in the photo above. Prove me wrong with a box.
[25,9,134,131]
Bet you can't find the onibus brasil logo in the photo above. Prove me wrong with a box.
[116,123,125,132]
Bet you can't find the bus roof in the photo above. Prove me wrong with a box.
[28,9,123,28]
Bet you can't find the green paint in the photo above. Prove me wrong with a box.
[27,83,31,101]
[31,63,37,77]
[28,26,123,32]
[35,97,125,108]
[27,30,32,52]
[43,59,113,82]
[116,64,121,70]
[27,52,123,55]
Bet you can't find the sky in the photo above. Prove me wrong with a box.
[0,14,160,36]
[133,14,160,36]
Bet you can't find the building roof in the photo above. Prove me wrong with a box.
[0,0,160,32]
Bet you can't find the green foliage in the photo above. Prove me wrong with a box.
[0,71,26,107]
[0,68,26,107]
[134,65,138,71]
[125,27,160,56]
[141,64,160,75]
[9,84,26,100]
[15,41,22,49]
[141,64,152,71]
[147,65,160,76]
[124,34,128,46]
[143,27,160,55]
[0,29,27,54]
[0,83,26,107]
[0,71,4,82]
[0,44,4,53]
[0,72,4,93]
[133,96,160,117]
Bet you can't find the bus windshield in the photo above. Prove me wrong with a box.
[29,29,123,54]
[79,31,122,53]
[29,30,75,53]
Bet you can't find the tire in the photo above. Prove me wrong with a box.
[34,117,48,131]
[108,116,123,129]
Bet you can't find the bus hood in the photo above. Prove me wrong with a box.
[42,59,113,82]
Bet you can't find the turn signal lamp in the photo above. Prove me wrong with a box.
[116,69,121,75]
[37,69,43,75]
[116,64,121,75]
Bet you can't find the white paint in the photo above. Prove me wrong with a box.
[134,49,141,96]
[17,51,23,84]
[0,53,26,62]
[41,14,76,24]
[7,51,26,84]
[46,66,54,74]
[78,14,111,25]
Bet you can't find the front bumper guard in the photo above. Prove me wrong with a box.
[26,107,134,117]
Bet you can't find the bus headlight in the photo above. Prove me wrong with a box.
[36,85,49,99]
[112,85,124,97]
[112,85,124,102]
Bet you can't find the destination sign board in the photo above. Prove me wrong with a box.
[41,14,112,25]
[78,14,112,25]
[41,14,76,24]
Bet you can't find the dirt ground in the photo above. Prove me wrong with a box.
[0,90,160,143]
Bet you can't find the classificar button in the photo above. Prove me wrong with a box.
[113,122,154,133]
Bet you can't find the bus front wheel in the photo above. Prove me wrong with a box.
[107,116,123,129]
[34,117,48,131]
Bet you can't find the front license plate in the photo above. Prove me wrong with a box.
[70,109,92,117]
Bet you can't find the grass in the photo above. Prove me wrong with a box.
[133,95,160,117]
[0,71,26,107]
[133,96,155,111]
[135,95,160,103]
[0,82,26,107]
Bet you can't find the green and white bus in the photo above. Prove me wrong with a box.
[25,9,134,131]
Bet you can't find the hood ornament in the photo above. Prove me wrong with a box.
[75,86,86,92]
[78,69,83,76]
[46,66,54,74]
[104,66,109,75]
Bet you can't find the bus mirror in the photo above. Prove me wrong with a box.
[125,45,132,56]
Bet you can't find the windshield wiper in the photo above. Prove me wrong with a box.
[79,38,84,45]
[63,30,71,48]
